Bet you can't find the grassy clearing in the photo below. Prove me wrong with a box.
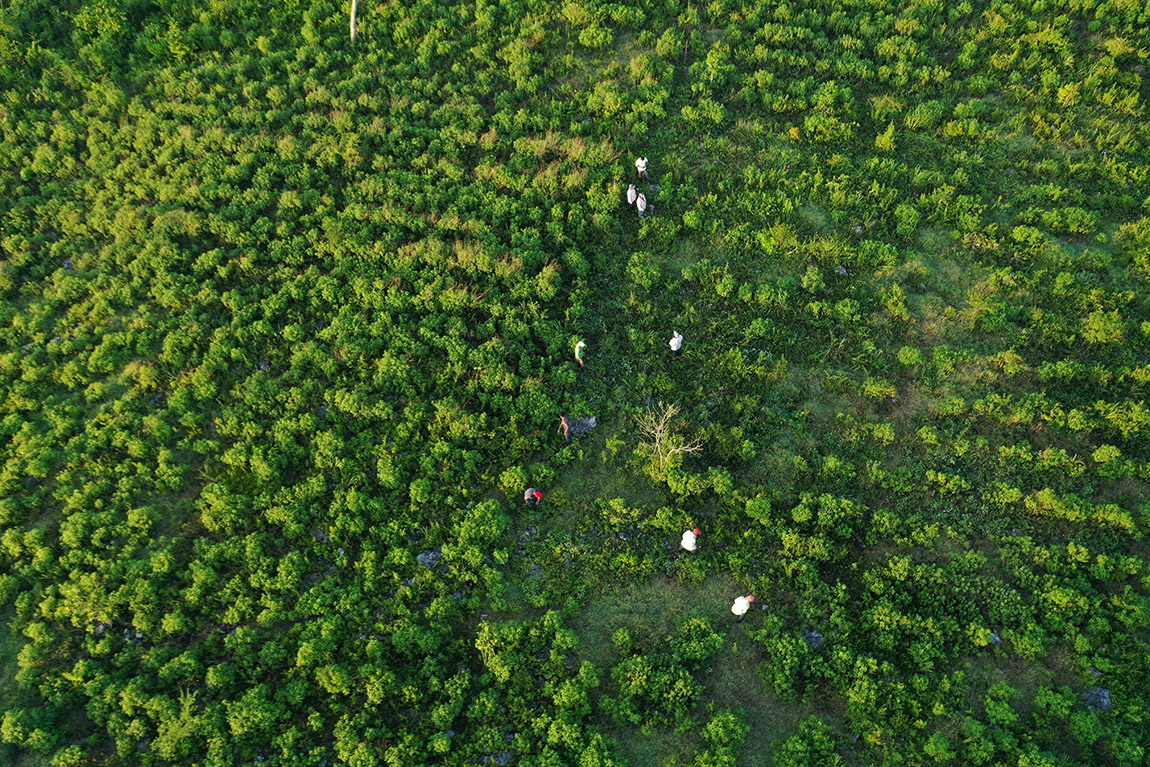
[796,204,832,236]
[707,641,811,766]
[566,574,811,765]
[567,574,741,667]
[664,236,703,273]
[604,725,700,767]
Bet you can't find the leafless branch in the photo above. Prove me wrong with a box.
[634,402,702,476]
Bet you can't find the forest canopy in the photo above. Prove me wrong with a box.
[0,0,1148,765]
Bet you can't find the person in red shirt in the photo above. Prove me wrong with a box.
[524,488,542,509]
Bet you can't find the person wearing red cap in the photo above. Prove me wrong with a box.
[680,528,701,552]
[524,488,542,510]
[731,594,755,623]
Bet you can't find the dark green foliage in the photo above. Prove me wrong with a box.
[602,620,709,733]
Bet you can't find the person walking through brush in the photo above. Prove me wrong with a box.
[636,193,647,219]
[669,330,683,357]
[524,488,542,510]
[574,340,586,367]
[681,528,700,552]
[635,156,649,182]
[731,594,755,623]
[558,414,571,444]
[627,184,637,207]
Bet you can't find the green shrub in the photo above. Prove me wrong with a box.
[671,618,725,669]
[578,26,614,50]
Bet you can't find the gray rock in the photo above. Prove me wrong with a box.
[1083,688,1112,712]
[569,415,597,437]
[801,630,825,649]
[417,548,442,567]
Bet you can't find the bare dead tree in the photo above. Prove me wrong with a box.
[350,0,358,43]
[634,402,703,477]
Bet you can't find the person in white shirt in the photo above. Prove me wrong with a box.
[636,193,647,219]
[627,184,637,206]
[635,156,649,181]
[669,330,683,357]
[731,595,755,623]
[680,528,700,552]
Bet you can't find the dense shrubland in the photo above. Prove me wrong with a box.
[0,0,1147,765]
